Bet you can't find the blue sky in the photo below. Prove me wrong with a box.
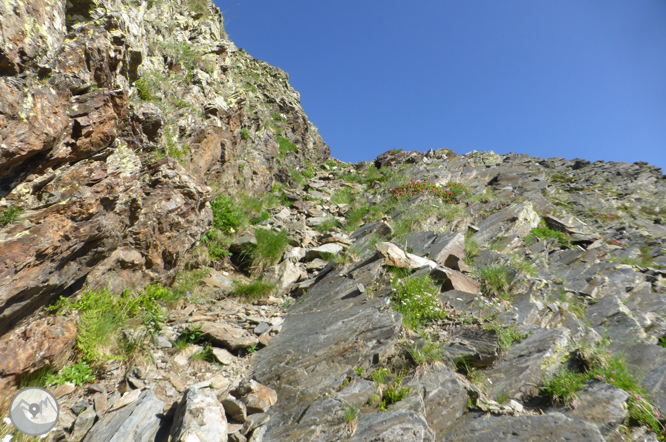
[215,1,666,172]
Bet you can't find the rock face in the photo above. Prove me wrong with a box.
[0,0,329,336]
[3,0,666,439]
[249,269,403,441]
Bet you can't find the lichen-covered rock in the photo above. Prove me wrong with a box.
[0,0,329,338]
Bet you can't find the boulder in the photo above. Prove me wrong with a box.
[376,242,437,269]
[430,267,480,295]
[197,322,259,351]
[170,388,228,442]
[233,380,278,415]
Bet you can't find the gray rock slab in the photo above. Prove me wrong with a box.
[439,412,605,441]
[83,391,165,442]
[408,364,468,435]
[443,326,499,368]
[563,380,629,437]
[336,379,377,407]
[472,202,540,246]
[425,232,466,269]
[484,327,569,401]
[170,388,228,442]
[349,409,435,442]
[585,295,647,343]
[72,406,97,438]
[249,271,402,441]
[404,231,437,256]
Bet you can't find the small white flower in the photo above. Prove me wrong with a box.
[3,434,14,442]
[3,418,11,426]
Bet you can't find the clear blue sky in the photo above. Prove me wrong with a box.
[215,1,666,172]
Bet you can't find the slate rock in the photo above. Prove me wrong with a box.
[336,379,376,407]
[484,327,568,401]
[83,391,164,442]
[233,380,278,415]
[349,409,435,442]
[72,407,97,438]
[249,271,402,441]
[408,364,468,435]
[585,295,647,343]
[563,380,629,437]
[305,243,344,260]
[431,267,480,295]
[440,412,605,441]
[212,347,236,365]
[197,322,260,350]
[472,202,540,246]
[376,242,437,269]
[443,326,499,368]
[170,388,228,442]
[222,396,247,423]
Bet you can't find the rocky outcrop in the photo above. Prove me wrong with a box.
[0,0,329,336]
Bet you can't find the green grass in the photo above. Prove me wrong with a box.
[508,254,538,277]
[383,376,411,406]
[343,205,370,232]
[240,129,250,140]
[186,0,208,17]
[371,368,389,385]
[344,405,360,424]
[278,137,298,155]
[455,359,488,390]
[526,224,574,249]
[190,345,216,362]
[481,322,528,351]
[172,268,210,302]
[211,195,248,234]
[17,366,57,388]
[288,168,306,184]
[231,279,276,300]
[541,343,664,437]
[250,228,289,269]
[45,361,95,387]
[405,337,442,365]
[391,274,446,329]
[331,188,355,205]
[0,205,23,227]
[558,291,586,319]
[473,263,513,301]
[314,217,339,234]
[201,228,232,261]
[464,236,479,266]
[47,285,176,364]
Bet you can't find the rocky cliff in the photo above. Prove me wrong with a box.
[2,0,666,441]
[0,0,329,336]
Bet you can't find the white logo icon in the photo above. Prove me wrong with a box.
[8,387,60,436]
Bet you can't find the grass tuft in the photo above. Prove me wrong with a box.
[391,274,446,329]
[231,279,275,300]
[473,263,513,301]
